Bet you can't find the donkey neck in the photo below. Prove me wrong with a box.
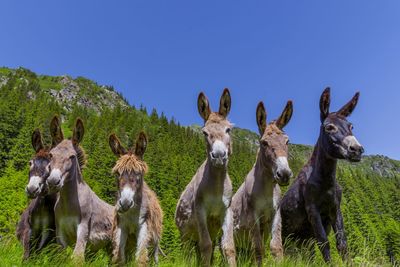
[253,150,275,189]
[59,161,85,206]
[204,158,228,184]
[309,137,337,188]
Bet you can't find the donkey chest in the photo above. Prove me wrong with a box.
[253,198,274,219]
[203,194,228,217]
[58,215,80,241]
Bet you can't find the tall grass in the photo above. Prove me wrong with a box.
[0,235,392,267]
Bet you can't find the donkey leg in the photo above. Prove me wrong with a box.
[306,205,331,262]
[195,208,213,267]
[332,207,348,261]
[22,229,32,260]
[112,226,127,265]
[251,216,264,267]
[221,208,236,267]
[270,208,283,259]
[270,185,283,260]
[136,223,150,267]
[72,222,89,263]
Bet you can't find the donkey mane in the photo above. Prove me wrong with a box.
[35,148,51,159]
[112,154,148,175]
[73,144,87,169]
[206,113,232,125]
[263,123,283,135]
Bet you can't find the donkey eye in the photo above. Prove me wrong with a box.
[202,130,209,137]
[225,128,231,134]
[349,124,354,130]
[325,124,338,133]
[286,139,290,145]
[261,140,269,147]
[29,160,33,167]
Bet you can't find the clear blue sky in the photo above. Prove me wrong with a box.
[1,1,399,159]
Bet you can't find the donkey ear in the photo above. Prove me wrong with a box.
[337,92,360,117]
[276,100,293,129]
[50,115,64,147]
[32,128,44,153]
[256,102,267,136]
[72,118,85,144]
[135,132,147,159]
[219,88,231,118]
[109,134,127,156]
[197,92,211,121]
[319,87,331,123]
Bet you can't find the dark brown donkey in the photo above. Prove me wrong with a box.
[46,117,114,261]
[280,88,364,262]
[231,100,293,266]
[16,128,57,260]
[175,89,236,267]
[109,132,163,266]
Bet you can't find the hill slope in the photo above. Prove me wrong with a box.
[0,67,399,265]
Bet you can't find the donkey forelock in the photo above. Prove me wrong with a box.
[112,153,148,175]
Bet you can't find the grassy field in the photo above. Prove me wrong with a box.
[0,236,392,267]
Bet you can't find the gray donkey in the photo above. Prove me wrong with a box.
[175,89,236,267]
[16,128,57,260]
[109,132,163,266]
[231,101,293,266]
[46,117,114,262]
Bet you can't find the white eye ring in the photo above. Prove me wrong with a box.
[325,124,338,133]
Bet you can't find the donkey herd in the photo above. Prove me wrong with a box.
[15,87,364,266]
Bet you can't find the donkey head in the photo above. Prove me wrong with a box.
[25,129,51,198]
[319,87,364,162]
[198,88,233,168]
[47,116,85,191]
[109,132,148,213]
[256,101,293,185]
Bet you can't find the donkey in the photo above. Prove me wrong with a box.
[175,89,236,267]
[280,88,364,262]
[46,117,114,261]
[231,100,293,266]
[109,132,163,266]
[16,128,57,260]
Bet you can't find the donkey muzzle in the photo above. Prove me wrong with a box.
[343,136,364,162]
[210,140,228,166]
[25,176,42,198]
[47,169,62,189]
[275,157,293,186]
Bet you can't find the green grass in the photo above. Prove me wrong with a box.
[0,236,392,267]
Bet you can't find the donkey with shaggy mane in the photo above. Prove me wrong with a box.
[109,132,163,266]
[175,89,236,267]
[280,88,364,262]
[231,100,293,266]
[16,128,57,260]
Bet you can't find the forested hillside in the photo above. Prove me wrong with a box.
[0,67,399,266]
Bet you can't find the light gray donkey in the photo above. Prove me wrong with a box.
[231,101,293,266]
[46,117,114,262]
[175,89,236,267]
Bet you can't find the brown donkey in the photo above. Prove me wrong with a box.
[231,101,293,266]
[46,117,114,261]
[175,89,236,267]
[109,132,163,266]
[280,88,364,262]
[16,128,57,260]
